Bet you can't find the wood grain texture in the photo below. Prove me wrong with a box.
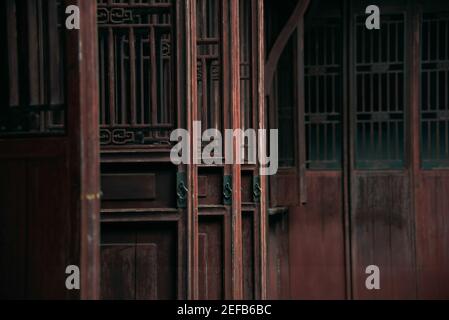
[198,216,224,300]
[101,222,178,300]
[415,173,449,299]
[289,173,346,299]
[351,173,416,299]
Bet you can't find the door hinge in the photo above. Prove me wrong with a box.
[177,172,188,209]
[253,176,262,203]
[223,175,232,205]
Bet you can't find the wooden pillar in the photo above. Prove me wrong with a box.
[64,0,101,300]
[256,0,268,300]
[186,0,199,300]
[230,0,243,300]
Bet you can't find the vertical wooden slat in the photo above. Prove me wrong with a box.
[6,0,19,106]
[46,0,62,105]
[186,0,199,300]
[256,0,267,300]
[150,26,158,125]
[65,0,101,299]
[120,34,126,125]
[176,0,187,299]
[230,0,243,300]
[108,27,116,125]
[342,0,353,299]
[409,1,422,298]
[27,0,40,106]
[297,16,307,204]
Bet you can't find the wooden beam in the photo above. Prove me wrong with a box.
[264,0,310,94]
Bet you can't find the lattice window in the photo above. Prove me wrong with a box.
[98,0,175,146]
[421,13,449,168]
[0,0,66,137]
[196,0,222,131]
[354,14,406,169]
[304,17,343,170]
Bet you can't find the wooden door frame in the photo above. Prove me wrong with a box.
[65,0,100,300]
[0,0,100,299]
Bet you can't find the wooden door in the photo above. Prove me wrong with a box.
[0,0,100,299]
[97,0,188,300]
[348,0,416,299]
[267,0,449,300]
[266,0,347,299]
[97,0,266,300]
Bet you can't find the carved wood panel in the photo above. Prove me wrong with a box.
[101,221,178,300]
[98,0,175,147]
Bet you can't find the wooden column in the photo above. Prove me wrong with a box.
[230,0,243,300]
[65,0,101,300]
[186,0,199,300]
[256,0,268,300]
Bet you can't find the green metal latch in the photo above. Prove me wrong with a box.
[223,175,232,205]
[177,172,188,209]
[253,176,261,203]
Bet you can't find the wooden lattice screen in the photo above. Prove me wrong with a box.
[97,0,175,147]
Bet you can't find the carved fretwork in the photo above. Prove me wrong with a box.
[97,0,175,147]
[196,0,222,131]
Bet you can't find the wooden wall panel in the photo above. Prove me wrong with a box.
[26,156,71,298]
[289,172,346,299]
[0,141,75,299]
[101,163,177,210]
[267,210,290,300]
[242,212,255,299]
[101,245,136,300]
[102,174,156,201]
[198,216,224,300]
[198,168,224,206]
[136,244,158,300]
[352,173,416,299]
[416,173,449,299]
[270,172,298,208]
[0,160,27,298]
[101,222,178,300]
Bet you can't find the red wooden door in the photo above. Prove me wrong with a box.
[97,0,266,300]
[97,0,188,300]
[348,1,416,299]
[267,0,449,300]
[0,0,100,299]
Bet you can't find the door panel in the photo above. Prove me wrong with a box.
[289,0,347,299]
[98,0,266,300]
[415,5,449,299]
[349,2,417,299]
[351,173,416,299]
[268,0,449,299]
[0,0,100,299]
[101,222,178,300]
[290,172,346,299]
[267,208,290,300]
[416,173,449,298]
[97,0,186,299]
[198,216,225,300]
